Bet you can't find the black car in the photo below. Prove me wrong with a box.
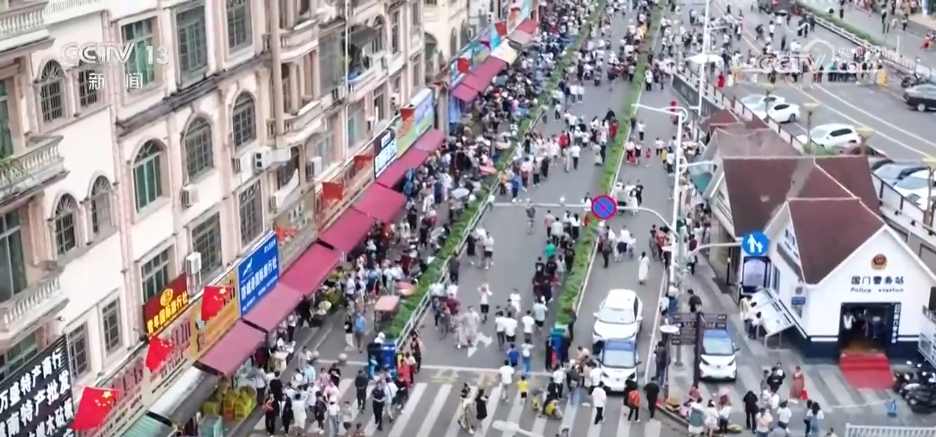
[904,84,936,112]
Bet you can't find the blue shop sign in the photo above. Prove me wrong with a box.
[238,233,281,314]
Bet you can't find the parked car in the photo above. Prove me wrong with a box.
[795,124,861,150]
[592,289,644,344]
[903,84,936,112]
[893,169,936,200]
[752,102,800,123]
[698,328,739,380]
[740,94,786,109]
[873,163,925,185]
[596,339,640,392]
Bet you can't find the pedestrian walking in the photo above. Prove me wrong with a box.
[592,382,608,424]
[644,378,660,418]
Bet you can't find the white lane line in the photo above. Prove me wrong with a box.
[387,383,428,437]
[414,384,453,437]
[477,385,504,437]
[500,390,526,437]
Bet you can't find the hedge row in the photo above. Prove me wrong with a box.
[555,7,665,327]
[799,4,894,49]
[384,3,609,340]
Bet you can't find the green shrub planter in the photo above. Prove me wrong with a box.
[554,8,664,328]
[799,4,890,48]
[384,4,609,340]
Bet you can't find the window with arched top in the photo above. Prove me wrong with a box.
[75,61,101,109]
[460,22,470,49]
[53,194,79,256]
[231,93,257,149]
[89,177,114,237]
[38,62,66,123]
[449,29,458,59]
[183,117,214,179]
[133,141,165,211]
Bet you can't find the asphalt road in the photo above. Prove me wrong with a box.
[238,369,690,437]
[404,8,640,370]
[715,0,936,161]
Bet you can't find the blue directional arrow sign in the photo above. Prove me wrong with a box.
[741,231,770,257]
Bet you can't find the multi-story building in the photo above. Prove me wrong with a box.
[0,0,424,409]
[423,0,471,76]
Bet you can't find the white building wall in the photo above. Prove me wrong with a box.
[761,204,809,335]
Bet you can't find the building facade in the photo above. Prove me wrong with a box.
[0,0,424,404]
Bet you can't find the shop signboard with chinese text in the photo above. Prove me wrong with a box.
[0,336,74,437]
[393,89,435,156]
[143,275,189,337]
[373,128,398,178]
[238,233,281,315]
[82,313,195,437]
[273,190,317,268]
[191,268,241,358]
[315,153,374,229]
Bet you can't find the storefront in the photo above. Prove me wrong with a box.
[373,91,445,192]
[741,207,936,360]
[88,275,197,437]
[273,188,317,267]
[1,336,74,437]
[314,150,373,233]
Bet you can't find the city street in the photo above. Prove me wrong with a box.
[239,370,689,437]
[717,0,936,160]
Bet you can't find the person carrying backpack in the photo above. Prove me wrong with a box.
[626,388,641,422]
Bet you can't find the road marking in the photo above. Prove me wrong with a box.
[560,395,580,432]
[415,384,452,437]
[500,390,526,437]
[477,385,504,437]
[388,383,428,437]
[320,360,554,376]
[712,0,936,156]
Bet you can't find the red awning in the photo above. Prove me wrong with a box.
[516,18,538,35]
[473,57,507,83]
[414,129,445,152]
[279,243,340,294]
[196,321,265,376]
[461,73,491,93]
[376,147,431,188]
[243,285,302,333]
[318,208,376,252]
[354,185,407,223]
[451,83,480,103]
[508,30,534,46]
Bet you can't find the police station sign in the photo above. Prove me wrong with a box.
[0,336,74,437]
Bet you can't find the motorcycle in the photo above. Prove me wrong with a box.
[893,360,926,393]
[901,73,933,89]
[906,377,936,414]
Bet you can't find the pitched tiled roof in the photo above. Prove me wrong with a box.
[722,156,884,284]
[788,199,883,284]
[710,127,800,158]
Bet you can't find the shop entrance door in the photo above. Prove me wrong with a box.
[845,424,936,437]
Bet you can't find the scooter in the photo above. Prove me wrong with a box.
[893,360,926,393]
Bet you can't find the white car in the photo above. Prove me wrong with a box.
[892,169,935,204]
[794,123,861,150]
[740,94,786,108]
[592,289,643,343]
[698,329,738,380]
[597,340,640,392]
[752,102,801,123]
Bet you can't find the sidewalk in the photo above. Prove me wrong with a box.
[829,5,936,67]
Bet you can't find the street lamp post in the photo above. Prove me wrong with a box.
[659,324,680,399]
[762,82,776,118]
[696,0,713,115]
[802,102,820,154]
[855,126,875,157]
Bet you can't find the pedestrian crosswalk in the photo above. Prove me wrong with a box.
[247,374,684,437]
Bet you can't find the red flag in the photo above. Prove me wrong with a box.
[495,21,508,37]
[144,337,172,372]
[399,107,415,121]
[456,58,470,73]
[201,285,228,321]
[72,387,120,431]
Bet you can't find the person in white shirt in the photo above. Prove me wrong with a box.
[552,367,566,397]
[509,289,522,315]
[570,144,582,169]
[503,316,518,344]
[776,401,792,429]
[592,383,608,423]
[494,311,507,348]
[521,311,535,341]
[479,284,492,323]
[482,235,495,269]
[498,361,514,401]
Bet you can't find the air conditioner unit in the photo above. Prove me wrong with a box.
[270,147,295,164]
[253,149,270,172]
[366,117,375,132]
[380,55,388,70]
[231,157,242,174]
[306,156,323,180]
[180,184,199,208]
[184,252,202,276]
[268,195,281,213]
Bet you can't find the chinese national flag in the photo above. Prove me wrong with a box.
[456,58,470,74]
[399,107,414,121]
[72,388,120,431]
[201,285,228,322]
[495,21,508,37]
[144,337,172,372]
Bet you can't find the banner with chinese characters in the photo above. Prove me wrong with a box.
[393,89,435,156]
[190,268,241,359]
[0,336,73,437]
[143,275,189,338]
[372,128,398,178]
[84,314,195,437]
[237,233,281,315]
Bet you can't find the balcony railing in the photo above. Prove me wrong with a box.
[267,94,335,146]
[45,0,104,24]
[278,19,319,60]
[0,135,66,201]
[0,0,47,42]
[0,270,64,332]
